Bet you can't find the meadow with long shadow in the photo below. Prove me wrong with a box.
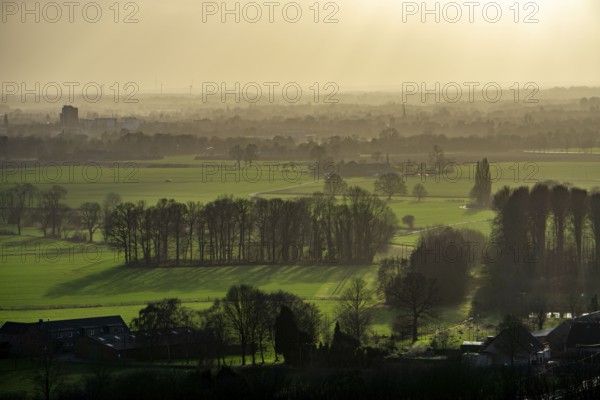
[1,158,596,326]
[0,232,376,325]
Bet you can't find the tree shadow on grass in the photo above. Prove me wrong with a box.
[44,264,372,300]
[461,207,491,217]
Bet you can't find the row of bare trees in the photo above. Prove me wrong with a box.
[104,187,397,265]
[1,184,396,265]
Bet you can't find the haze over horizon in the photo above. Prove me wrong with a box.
[2,0,600,93]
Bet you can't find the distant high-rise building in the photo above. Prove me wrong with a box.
[60,105,79,128]
[0,114,6,135]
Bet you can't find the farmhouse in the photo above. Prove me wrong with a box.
[0,316,128,356]
[540,311,600,358]
[74,327,242,362]
[75,327,201,361]
[461,325,550,367]
[565,322,600,358]
[460,340,485,354]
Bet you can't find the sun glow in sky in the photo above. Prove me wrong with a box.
[1,0,599,92]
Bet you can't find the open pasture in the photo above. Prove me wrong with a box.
[0,235,376,324]
[268,161,600,198]
[0,158,595,329]
[3,160,598,208]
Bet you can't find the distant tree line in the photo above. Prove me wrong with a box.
[3,106,599,162]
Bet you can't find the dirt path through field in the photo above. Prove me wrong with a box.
[249,181,316,198]
[394,218,492,238]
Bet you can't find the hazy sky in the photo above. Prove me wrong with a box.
[1,0,600,93]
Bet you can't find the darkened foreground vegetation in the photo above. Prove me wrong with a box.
[477,184,600,316]
[2,360,600,400]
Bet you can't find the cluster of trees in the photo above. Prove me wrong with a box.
[481,184,600,314]
[132,291,320,366]
[0,183,117,241]
[410,227,486,303]
[105,188,396,265]
[323,171,427,202]
[1,184,397,265]
[132,284,383,367]
[375,227,484,341]
[228,143,258,164]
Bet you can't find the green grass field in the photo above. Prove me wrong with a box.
[0,234,378,325]
[0,158,596,339]
[0,159,317,206]
[2,159,598,207]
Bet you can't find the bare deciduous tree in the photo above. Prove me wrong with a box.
[4,183,37,235]
[335,278,375,343]
[388,271,439,342]
[80,201,101,242]
[412,183,428,202]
